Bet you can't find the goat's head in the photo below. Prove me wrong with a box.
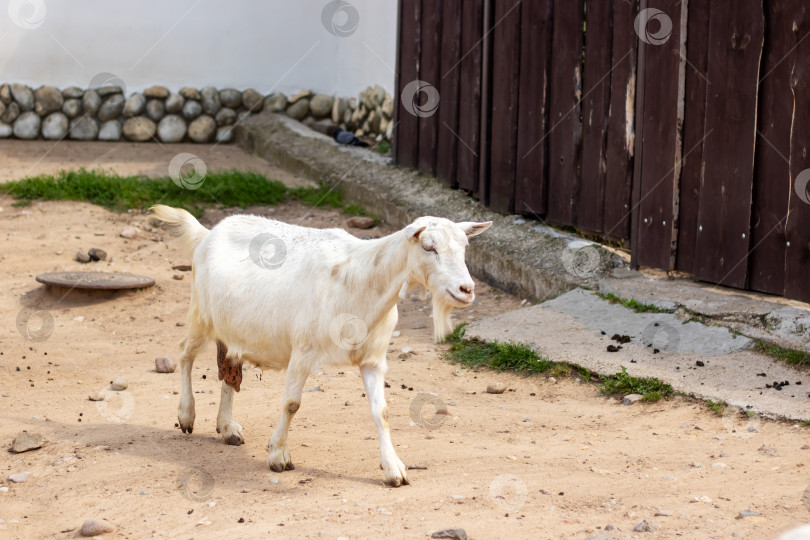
[402,217,492,342]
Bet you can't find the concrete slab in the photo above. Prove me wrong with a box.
[465,289,810,421]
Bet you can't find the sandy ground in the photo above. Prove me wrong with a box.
[1,143,810,539]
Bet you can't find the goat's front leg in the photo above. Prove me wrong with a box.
[216,381,244,445]
[361,363,408,487]
[266,360,309,472]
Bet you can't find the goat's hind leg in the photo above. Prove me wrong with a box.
[267,357,309,473]
[177,326,207,434]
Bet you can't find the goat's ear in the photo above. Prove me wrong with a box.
[457,221,493,238]
[405,224,427,242]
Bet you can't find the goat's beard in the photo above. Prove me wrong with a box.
[431,295,455,344]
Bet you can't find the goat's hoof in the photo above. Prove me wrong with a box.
[267,446,292,472]
[268,462,285,473]
[226,434,243,446]
[219,421,244,445]
[180,425,193,434]
[216,427,220,434]
[285,461,295,471]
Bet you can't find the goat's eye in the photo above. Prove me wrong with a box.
[422,245,437,254]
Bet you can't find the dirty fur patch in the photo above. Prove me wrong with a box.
[217,340,243,392]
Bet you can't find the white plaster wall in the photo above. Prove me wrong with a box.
[0,0,397,96]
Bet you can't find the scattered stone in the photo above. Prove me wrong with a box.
[180,87,200,100]
[310,94,334,118]
[265,93,288,112]
[145,99,165,122]
[431,529,467,540]
[8,472,30,483]
[241,89,263,112]
[219,88,242,109]
[1,101,20,124]
[758,445,778,456]
[633,520,658,533]
[13,112,41,139]
[34,85,64,116]
[41,112,68,140]
[144,85,169,99]
[75,250,91,263]
[173,273,184,280]
[80,518,115,536]
[737,510,760,519]
[97,94,125,121]
[82,90,102,116]
[200,86,221,115]
[623,393,643,406]
[690,462,704,468]
[70,116,99,140]
[215,126,233,143]
[486,382,506,394]
[286,99,310,120]
[155,356,177,373]
[10,83,34,111]
[124,93,146,117]
[696,360,705,367]
[182,99,203,120]
[165,93,184,114]
[120,226,138,239]
[344,400,351,406]
[98,120,122,141]
[88,391,105,402]
[157,115,187,143]
[347,216,375,229]
[411,323,427,329]
[188,115,217,143]
[215,107,236,126]
[88,248,107,261]
[62,98,82,118]
[12,431,44,453]
[111,377,127,391]
[655,510,673,516]
[62,86,84,99]
[122,117,156,141]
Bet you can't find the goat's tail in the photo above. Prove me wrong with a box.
[149,205,209,254]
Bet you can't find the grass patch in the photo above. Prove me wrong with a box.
[598,292,675,314]
[375,140,391,155]
[754,339,810,367]
[0,168,344,217]
[802,420,810,427]
[445,324,556,375]
[599,366,673,402]
[705,400,725,416]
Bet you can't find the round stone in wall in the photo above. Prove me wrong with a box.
[2,102,20,124]
[98,120,122,141]
[200,86,220,116]
[10,83,34,111]
[0,101,4,119]
[96,85,123,97]
[265,93,287,113]
[165,93,184,114]
[241,89,263,112]
[188,115,216,143]
[0,122,11,138]
[34,86,63,116]
[62,99,81,118]
[179,87,200,100]
[62,86,84,99]
[13,111,40,139]
[215,126,233,143]
[0,84,10,104]
[157,114,186,143]
[70,116,99,140]
[122,117,156,141]
[286,98,310,120]
[215,107,236,126]
[124,93,146,117]
[309,94,334,118]
[219,88,242,109]
[145,99,165,122]
[144,85,169,99]
[98,94,125,121]
[182,100,202,120]
[41,112,68,140]
[82,90,101,116]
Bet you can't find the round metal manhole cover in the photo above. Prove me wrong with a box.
[36,271,156,290]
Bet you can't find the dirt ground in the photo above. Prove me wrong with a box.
[1,143,810,539]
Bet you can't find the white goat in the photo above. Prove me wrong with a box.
[150,205,491,486]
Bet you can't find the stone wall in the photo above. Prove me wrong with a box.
[0,83,393,144]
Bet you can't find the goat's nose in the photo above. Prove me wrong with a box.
[459,283,474,297]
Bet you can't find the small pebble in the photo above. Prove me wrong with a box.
[11,431,44,453]
[75,251,91,263]
[155,356,177,373]
[88,391,105,402]
[347,216,375,229]
[173,274,184,280]
[110,377,127,391]
[8,472,30,483]
[410,323,427,329]
[120,226,137,239]
[486,382,506,394]
[633,520,658,533]
[392,330,401,338]
[87,248,107,261]
[431,528,467,540]
[80,518,115,537]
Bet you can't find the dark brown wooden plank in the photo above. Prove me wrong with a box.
[436,0,462,186]
[417,0,443,176]
[603,0,639,242]
[546,0,585,226]
[577,0,614,233]
[784,4,810,303]
[693,1,764,288]
[456,0,484,192]
[514,0,553,217]
[395,0,421,169]
[633,0,684,270]
[487,0,522,214]
[748,0,798,295]
[393,0,404,164]
[674,0,710,273]
[478,0,493,203]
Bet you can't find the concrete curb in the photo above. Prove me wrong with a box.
[234,111,626,302]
